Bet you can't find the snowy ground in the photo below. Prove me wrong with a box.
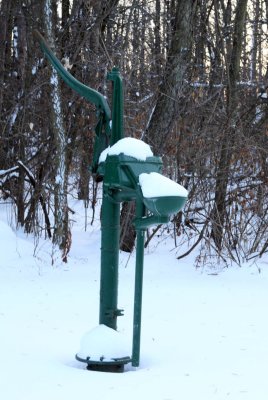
[1,198,268,400]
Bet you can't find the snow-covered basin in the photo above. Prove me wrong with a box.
[77,324,130,361]
[99,137,153,163]
[139,172,188,198]
[98,137,187,198]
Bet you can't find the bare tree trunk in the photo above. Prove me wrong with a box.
[250,0,260,82]
[144,0,197,155]
[120,201,136,252]
[43,0,70,261]
[71,0,120,201]
[0,0,12,121]
[211,0,248,250]
[154,0,162,77]
[61,0,70,46]
[0,0,14,170]
[119,0,197,252]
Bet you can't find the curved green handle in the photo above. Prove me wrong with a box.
[33,30,112,173]
[33,30,111,122]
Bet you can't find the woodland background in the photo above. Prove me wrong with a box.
[1,0,268,266]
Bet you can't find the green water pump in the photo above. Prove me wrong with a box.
[34,30,187,372]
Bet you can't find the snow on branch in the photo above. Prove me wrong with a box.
[186,80,258,89]
[17,160,35,182]
[0,166,19,177]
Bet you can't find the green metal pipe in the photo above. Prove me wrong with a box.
[99,190,121,330]
[99,68,125,331]
[134,215,169,230]
[107,68,124,144]
[132,200,146,367]
[33,30,111,122]
[33,30,112,174]
[109,189,137,203]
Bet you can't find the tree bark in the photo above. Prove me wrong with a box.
[120,0,197,252]
[0,0,12,121]
[43,0,70,261]
[144,0,197,155]
[211,0,248,250]
[120,201,136,253]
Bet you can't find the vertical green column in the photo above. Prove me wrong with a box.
[107,67,124,145]
[99,189,120,330]
[132,201,146,367]
[99,68,124,331]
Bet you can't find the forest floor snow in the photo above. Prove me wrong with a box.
[0,199,268,400]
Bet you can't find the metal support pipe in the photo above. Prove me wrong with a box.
[132,200,146,367]
[107,67,124,145]
[99,189,121,330]
[98,68,124,331]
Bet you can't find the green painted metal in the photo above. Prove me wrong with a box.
[143,195,188,217]
[100,154,162,189]
[133,215,169,230]
[99,192,121,330]
[98,68,125,331]
[131,200,146,367]
[33,30,111,174]
[107,68,124,145]
[35,30,188,371]
[33,30,111,120]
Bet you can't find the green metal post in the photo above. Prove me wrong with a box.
[99,189,121,329]
[107,67,124,145]
[132,200,146,367]
[99,68,124,331]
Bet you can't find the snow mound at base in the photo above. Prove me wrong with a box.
[77,324,130,361]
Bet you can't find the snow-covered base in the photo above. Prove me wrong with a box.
[77,324,130,362]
